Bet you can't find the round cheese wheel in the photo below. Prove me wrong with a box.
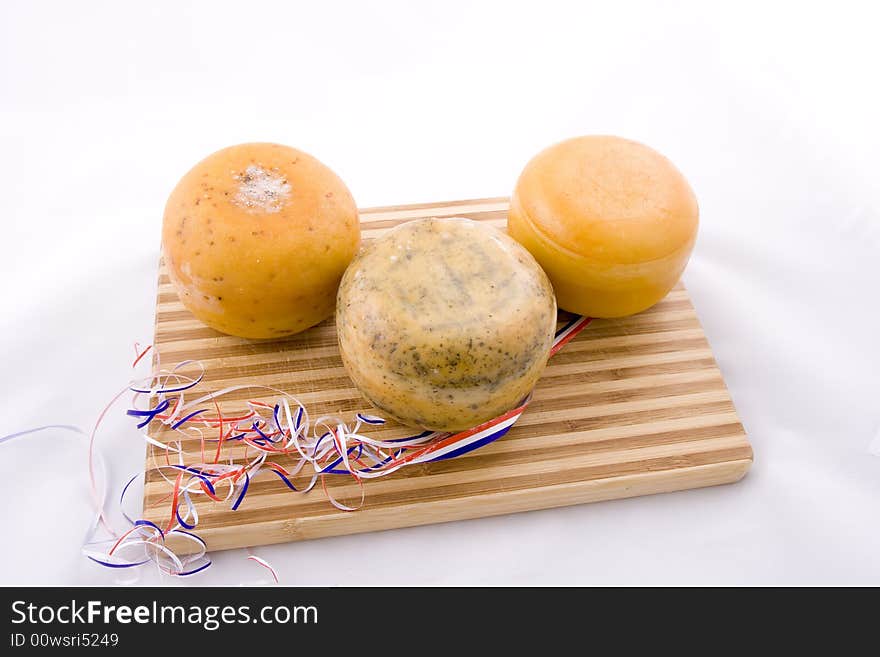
[509,135,699,317]
[162,143,360,339]
[336,218,557,432]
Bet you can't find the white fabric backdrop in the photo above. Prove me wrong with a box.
[1,0,878,585]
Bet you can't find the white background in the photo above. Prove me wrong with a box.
[1,0,879,585]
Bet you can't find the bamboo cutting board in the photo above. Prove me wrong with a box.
[144,197,752,551]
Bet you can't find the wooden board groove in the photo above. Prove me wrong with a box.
[157,448,752,531]
[144,197,752,551]
[143,417,744,479]
[147,427,747,485]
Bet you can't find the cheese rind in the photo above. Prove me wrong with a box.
[162,143,360,339]
[509,135,699,317]
[336,218,556,431]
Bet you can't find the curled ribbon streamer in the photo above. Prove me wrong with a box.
[1,315,592,580]
[246,548,280,584]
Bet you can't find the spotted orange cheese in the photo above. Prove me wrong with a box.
[336,218,557,432]
[162,143,360,339]
[509,135,699,317]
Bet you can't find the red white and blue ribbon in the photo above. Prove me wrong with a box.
[0,315,592,579]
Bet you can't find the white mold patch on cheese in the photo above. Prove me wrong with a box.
[231,165,291,214]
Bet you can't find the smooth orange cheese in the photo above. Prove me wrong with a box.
[162,143,360,338]
[508,136,699,317]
